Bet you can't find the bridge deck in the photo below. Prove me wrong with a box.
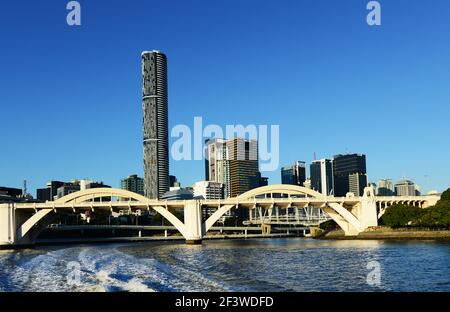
[3,194,437,211]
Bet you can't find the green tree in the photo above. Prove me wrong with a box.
[381,204,424,228]
[419,200,450,229]
[439,188,450,201]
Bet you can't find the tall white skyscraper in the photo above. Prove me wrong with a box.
[205,138,230,197]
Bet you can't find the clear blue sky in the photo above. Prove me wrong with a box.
[1,0,449,195]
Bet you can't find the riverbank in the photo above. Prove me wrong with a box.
[320,227,450,240]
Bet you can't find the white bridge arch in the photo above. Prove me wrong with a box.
[204,185,366,236]
[53,188,188,238]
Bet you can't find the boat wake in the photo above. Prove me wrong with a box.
[0,245,229,292]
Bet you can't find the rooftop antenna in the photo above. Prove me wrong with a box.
[23,179,27,197]
[313,152,317,161]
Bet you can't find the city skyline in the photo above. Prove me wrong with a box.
[1,0,450,195]
[1,0,450,297]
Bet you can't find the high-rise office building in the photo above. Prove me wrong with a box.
[56,184,81,199]
[257,172,269,187]
[169,175,178,188]
[161,188,194,200]
[205,137,260,198]
[205,139,227,173]
[0,186,23,202]
[377,179,394,196]
[394,179,416,196]
[310,159,333,195]
[55,180,110,200]
[0,187,22,198]
[205,138,230,197]
[333,154,367,197]
[414,185,421,196]
[193,181,224,200]
[121,174,144,195]
[281,161,306,186]
[36,181,66,202]
[204,137,260,224]
[227,137,260,198]
[348,173,368,197]
[0,186,28,203]
[142,50,169,199]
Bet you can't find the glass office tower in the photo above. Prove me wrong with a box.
[333,154,367,197]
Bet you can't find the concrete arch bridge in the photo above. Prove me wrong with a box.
[0,185,440,247]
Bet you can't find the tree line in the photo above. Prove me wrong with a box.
[381,188,450,229]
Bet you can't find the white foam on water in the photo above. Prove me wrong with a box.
[75,246,228,291]
[4,248,78,291]
[75,247,163,292]
[115,249,230,292]
[122,278,156,292]
[1,245,229,292]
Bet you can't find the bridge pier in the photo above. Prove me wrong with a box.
[0,204,42,248]
[353,187,378,230]
[1,203,58,249]
[183,200,204,244]
[0,204,16,248]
